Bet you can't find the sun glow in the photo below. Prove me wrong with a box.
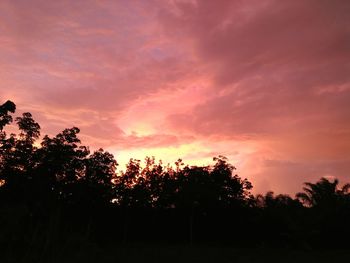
[108,142,213,169]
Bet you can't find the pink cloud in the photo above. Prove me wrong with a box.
[159,0,350,193]
[1,0,349,194]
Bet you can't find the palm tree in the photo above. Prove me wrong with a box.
[296,177,350,208]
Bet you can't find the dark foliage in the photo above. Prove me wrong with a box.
[1,100,350,262]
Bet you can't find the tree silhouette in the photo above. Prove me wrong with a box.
[0,100,16,131]
[296,177,350,208]
[81,149,118,205]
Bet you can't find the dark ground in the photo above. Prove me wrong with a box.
[2,245,350,263]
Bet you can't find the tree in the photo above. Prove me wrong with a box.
[0,100,16,131]
[296,177,350,208]
[80,149,118,205]
[0,100,16,184]
[210,156,253,207]
[0,111,41,202]
[34,127,89,203]
[16,112,40,142]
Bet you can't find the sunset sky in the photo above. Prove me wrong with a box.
[1,0,349,194]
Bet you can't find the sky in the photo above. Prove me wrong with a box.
[0,0,349,194]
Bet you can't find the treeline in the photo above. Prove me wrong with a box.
[1,100,350,259]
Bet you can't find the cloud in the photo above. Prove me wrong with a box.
[158,0,350,193]
[1,0,350,193]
